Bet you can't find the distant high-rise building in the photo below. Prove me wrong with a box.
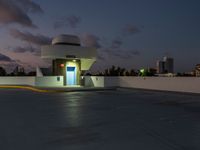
[163,56,174,73]
[156,60,165,74]
[156,56,174,74]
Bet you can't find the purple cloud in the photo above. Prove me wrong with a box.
[103,48,140,59]
[0,0,43,28]
[17,0,43,14]
[80,33,101,48]
[10,29,51,45]
[122,24,140,36]
[111,38,123,49]
[54,15,81,29]
[0,53,14,62]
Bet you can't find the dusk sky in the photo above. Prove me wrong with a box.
[0,0,200,73]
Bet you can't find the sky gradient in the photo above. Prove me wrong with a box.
[0,0,200,73]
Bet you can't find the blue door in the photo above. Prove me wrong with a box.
[66,67,76,85]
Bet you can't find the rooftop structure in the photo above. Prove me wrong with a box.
[51,34,81,45]
[40,34,97,86]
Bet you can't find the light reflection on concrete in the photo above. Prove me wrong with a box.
[64,93,83,126]
[0,89,200,150]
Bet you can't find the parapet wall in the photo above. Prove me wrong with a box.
[0,76,64,87]
[0,77,35,86]
[0,76,200,94]
[119,77,200,93]
[85,76,200,94]
[35,76,63,87]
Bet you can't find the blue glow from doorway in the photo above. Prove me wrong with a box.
[67,66,76,85]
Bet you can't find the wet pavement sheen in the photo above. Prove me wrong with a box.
[0,89,200,150]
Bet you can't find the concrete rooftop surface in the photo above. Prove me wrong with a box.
[0,88,200,150]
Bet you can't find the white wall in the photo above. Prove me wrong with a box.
[104,77,120,87]
[1,76,200,94]
[84,76,121,87]
[85,76,200,94]
[84,76,104,87]
[0,76,64,87]
[0,77,35,86]
[36,67,43,77]
[35,76,64,87]
[119,77,200,93]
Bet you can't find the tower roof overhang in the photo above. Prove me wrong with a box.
[41,45,97,71]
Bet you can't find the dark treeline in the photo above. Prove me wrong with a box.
[0,66,36,76]
[87,65,140,76]
[0,65,157,77]
[86,65,157,76]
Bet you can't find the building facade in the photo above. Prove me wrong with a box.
[156,56,174,74]
[163,56,174,73]
[195,64,200,77]
[156,60,165,74]
[40,34,96,86]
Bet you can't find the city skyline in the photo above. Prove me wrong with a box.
[0,0,200,73]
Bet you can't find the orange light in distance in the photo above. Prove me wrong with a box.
[60,64,65,67]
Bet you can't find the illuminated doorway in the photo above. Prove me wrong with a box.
[66,66,76,85]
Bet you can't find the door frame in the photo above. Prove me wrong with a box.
[66,66,77,85]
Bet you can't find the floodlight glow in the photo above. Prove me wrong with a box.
[140,69,145,73]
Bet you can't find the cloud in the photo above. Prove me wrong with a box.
[96,49,107,60]
[0,53,19,72]
[10,28,52,45]
[0,51,42,72]
[16,0,43,14]
[103,48,140,59]
[13,46,40,56]
[12,46,34,53]
[12,45,40,55]
[15,59,35,71]
[122,24,140,36]
[80,33,101,48]
[96,24,141,61]
[130,50,140,55]
[97,55,106,60]
[0,0,43,28]
[54,15,81,29]
[0,53,14,62]
[113,49,140,59]
[111,38,123,49]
